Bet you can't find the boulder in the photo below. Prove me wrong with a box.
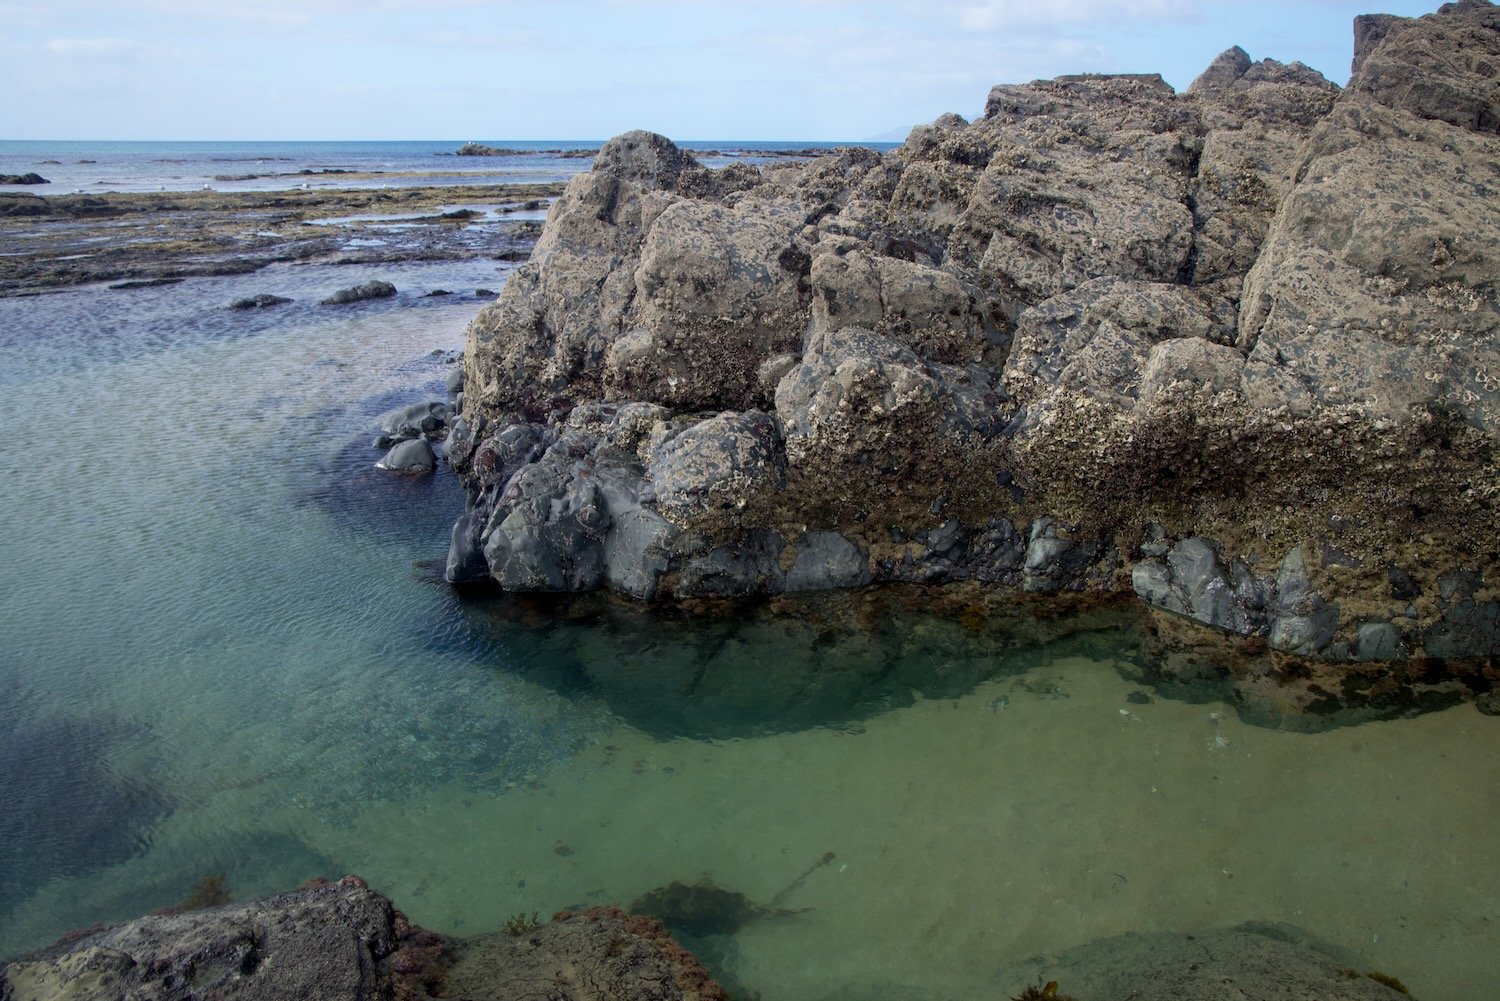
[376,437,435,474]
[228,294,292,310]
[0,876,416,1001]
[0,173,49,185]
[320,281,396,305]
[379,400,452,439]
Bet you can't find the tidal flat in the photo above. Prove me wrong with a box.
[0,182,562,295]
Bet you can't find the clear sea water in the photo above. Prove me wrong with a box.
[1,142,1497,1000]
[0,139,898,194]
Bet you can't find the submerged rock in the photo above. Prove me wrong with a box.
[321,280,396,305]
[1001,922,1415,1000]
[228,294,292,309]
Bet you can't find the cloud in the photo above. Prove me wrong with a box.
[956,0,1195,31]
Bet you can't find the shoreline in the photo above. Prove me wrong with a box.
[0,182,562,296]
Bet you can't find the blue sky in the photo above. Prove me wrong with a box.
[0,0,1447,141]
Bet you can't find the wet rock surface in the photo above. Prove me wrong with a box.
[451,2,1500,716]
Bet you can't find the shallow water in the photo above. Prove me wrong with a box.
[1,261,1497,1000]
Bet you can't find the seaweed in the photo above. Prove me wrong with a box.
[179,873,231,911]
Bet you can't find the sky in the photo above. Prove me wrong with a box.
[0,0,1450,142]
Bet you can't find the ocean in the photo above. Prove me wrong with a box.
[0,139,895,194]
[1,140,1497,1000]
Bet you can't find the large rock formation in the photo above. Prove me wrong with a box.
[450,4,1500,679]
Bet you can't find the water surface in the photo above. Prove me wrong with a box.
[0,210,1496,1001]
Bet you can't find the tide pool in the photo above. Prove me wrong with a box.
[0,262,1495,1000]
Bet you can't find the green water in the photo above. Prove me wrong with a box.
[1,266,1496,1000]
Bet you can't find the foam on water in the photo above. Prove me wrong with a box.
[0,258,1497,1000]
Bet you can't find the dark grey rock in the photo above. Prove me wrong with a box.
[1269,546,1340,655]
[378,401,451,439]
[1021,517,1099,593]
[481,439,612,592]
[228,294,291,310]
[0,173,49,185]
[784,531,869,593]
[375,437,435,474]
[1354,621,1406,661]
[320,281,396,305]
[674,530,786,598]
[604,506,679,599]
[0,877,403,1001]
[1425,594,1500,658]
[446,505,492,583]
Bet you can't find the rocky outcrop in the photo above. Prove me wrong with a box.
[0,876,426,1001]
[452,4,1500,689]
[0,880,727,1001]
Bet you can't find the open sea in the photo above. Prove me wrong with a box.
[1,141,1497,1000]
[0,138,895,194]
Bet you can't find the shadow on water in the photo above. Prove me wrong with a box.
[453,585,1151,741]
[0,708,172,923]
[295,429,467,544]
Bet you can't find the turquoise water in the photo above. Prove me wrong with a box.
[1,233,1498,999]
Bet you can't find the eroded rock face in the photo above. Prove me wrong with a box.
[455,2,1500,678]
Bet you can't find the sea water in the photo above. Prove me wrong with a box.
[0,139,897,194]
[1,149,1497,1001]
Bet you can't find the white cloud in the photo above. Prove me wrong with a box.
[956,0,1195,31]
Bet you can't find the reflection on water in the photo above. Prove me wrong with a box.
[0,263,1497,1001]
[457,586,1147,740]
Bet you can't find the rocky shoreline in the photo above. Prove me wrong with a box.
[0,182,562,296]
[0,876,1418,1000]
[442,2,1500,723]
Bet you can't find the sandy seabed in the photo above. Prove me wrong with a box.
[303,655,1499,1000]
